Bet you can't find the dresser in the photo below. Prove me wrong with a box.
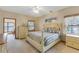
[66,34,79,49]
[16,25,28,39]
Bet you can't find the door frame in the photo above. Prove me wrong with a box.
[3,17,16,38]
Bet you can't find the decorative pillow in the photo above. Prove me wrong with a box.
[43,27,60,34]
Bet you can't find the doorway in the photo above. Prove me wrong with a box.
[3,18,16,40]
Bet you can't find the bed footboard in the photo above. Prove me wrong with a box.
[26,36,61,53]
[26,36,43,52]
[43,39,61,52]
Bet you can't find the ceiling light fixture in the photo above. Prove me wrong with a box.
[33,6,41,14]
[33,9,39,13]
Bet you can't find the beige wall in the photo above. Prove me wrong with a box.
[38,7,79,30]
[0,7,79,40]
[59,7,79,41]
[0,9,35,34]
[60,7,79,16]
[34,17,41,31]
[37,7,79,41]
[37,11,63,31]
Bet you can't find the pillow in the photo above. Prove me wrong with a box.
[44,27,53,33]
[43,27,60,33]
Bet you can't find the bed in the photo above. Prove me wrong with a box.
[28,31,59,45]
[26,23,61,52]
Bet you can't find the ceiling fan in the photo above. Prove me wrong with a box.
[33,6,52,14]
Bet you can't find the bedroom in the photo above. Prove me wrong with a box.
[0,6,79,53]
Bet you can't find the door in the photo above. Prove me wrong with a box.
[3,18,16,35]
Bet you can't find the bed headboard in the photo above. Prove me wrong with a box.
[43,23,61,33]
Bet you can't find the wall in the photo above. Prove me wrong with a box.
[0,7,79,40]
[59,7,79,41]
[60,7,79,16]
[34,17,41,31]
[37,7,79,41]
[0,9,35,35]
[37,11,63,31]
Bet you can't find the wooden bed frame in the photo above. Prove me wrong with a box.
[26,36,60,52]
[26,22,61,52]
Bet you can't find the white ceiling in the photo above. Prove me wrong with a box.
[0,6,68,17]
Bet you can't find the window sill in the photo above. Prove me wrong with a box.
[66,34,79,38]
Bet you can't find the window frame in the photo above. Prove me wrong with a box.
[64,15,79,35]
[27,20,35,31]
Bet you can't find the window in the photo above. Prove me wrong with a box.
[4,22,15,33]
[28,21,35,31]
[65,16,79,35]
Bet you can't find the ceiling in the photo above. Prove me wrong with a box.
[0,6,68,17]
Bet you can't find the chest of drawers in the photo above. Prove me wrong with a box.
[66,34,79,49]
